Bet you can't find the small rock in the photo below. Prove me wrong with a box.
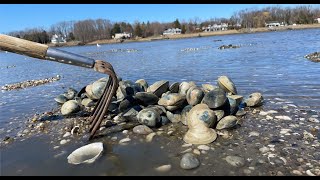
[122,130,128,134]
[275,116,292,121]
[225,156,245,167]
[63,132,71,137]
[146,132,156,142]
[60,139,68,145]
[193,149,201,155]
[249,131,259,137]
[197,145,210,151]
[180,153,200,170]
[119,138,131,144]
[155,164,171,172]
[292,170,302,175]
[181,148,192,154]
[259,146,270,153]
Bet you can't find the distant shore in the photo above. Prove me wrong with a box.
[47,24,320,47]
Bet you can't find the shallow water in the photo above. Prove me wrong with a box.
[0,28,319,175]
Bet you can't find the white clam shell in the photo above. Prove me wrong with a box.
[67,142,103,165]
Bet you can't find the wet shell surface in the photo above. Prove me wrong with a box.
[158,93,186,107]
[186,86,204,106]
[67,142,104,165]
[137,108,161,127]
[147,80,169,97]
[216,115,238,130]
[169,82,180,93]
[217,76,237,95]
[201,88,227,109]
[61,100,80,115]
[135,92,159,106]
[135,79,148,92]
[244,92,263,107]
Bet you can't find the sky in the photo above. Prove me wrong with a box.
[1,4,319,34]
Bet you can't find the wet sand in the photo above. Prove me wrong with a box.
[1,97,319,176]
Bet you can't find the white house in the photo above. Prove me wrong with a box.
[51,34,66,44]
[265,21,281,28]
[315,17,320,23]
[202,23,228,32]
[163,28,182,35]
[114,32,132,39]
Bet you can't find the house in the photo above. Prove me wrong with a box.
[314,17,320,23]
[163,28,182,35]
[51,34,66,44]
[265,21,281,28]
[114,32,132,40]
[202,23,228,32]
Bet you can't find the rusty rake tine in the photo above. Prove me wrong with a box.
[89,71,118,139]
[89,78,113,130]
[88,77,113,124]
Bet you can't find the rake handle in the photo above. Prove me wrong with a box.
[0,34,49,59]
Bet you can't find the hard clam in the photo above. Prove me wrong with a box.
[217,76,237,95]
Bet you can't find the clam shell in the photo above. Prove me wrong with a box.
[61,100,80,115]
[217,76,237,95]
[169,82,180,93]
[183,126,217,145]
[201,88,227,109]
[216,115,238,130]
[201,84,218,93]
[244,92,263,107]
[186,86,204,105]
[135,79,148,92]
[67,142,103,165]
[147,80,169,97]
[188,104,216,128]
[179,81,195,95]
[135,92,159,106]
[181,105,193,125]
[137,108,160,127]
[158,93,186,107]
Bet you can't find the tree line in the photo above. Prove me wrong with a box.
[6,5,320,44]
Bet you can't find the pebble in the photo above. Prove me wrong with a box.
[292,170,302,175]
[306,170,316,176]
[275,116,292,121]
[181,148,192,154]
[111,136,117,141]
[259,146,270,153]
[182,143,193,147]
[308,117,319,123]
[122,130,128,134]
[180,153,200,170]
[155,164,171,172]
[119,138,131,144]
[133,125,153,135]
[193,149,201,155]
[63,132,71,137]
[60,139,68,145]
[249,131,260,137]
[225,156,245,167]
[197,145,210,151]
[146,132,156,142]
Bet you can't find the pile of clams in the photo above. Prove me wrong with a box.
[55,75,264,145]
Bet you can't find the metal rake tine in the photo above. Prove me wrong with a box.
[89,69,118,139]
[88,77,113,124]
[89,78,113,130]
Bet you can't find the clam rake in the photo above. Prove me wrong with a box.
[0,34,118,140]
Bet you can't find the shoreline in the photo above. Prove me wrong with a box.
[47,24,320,47]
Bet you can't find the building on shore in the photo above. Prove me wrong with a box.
[51,34,66,44]
[163,28,182,35]
[202,23,229,32]
[314,17,320,23]
[113,32,132,40]
[265,21,281,28]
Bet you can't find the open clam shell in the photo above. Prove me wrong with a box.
[183,124,217,145]
[217,76,237,95]
[67,142,104,165]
